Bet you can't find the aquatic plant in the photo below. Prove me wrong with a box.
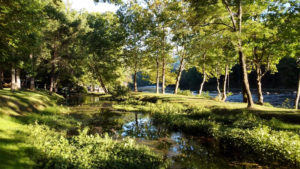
[146,102,300,167]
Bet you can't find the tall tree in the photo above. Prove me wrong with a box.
[118,1,151,92]
[84,12,126,94]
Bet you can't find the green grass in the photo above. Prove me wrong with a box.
[117,93,300,167]
[0,90,168,169]
[2,90,300,168]
[0,89,65,115]
[0,116,35,169]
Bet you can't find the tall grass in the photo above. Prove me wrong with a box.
[143,102,300,167]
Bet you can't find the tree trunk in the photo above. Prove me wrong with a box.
[50,46,57,93]
[295,73,300,109]
[11,67,16,91]
[224,0,253,107]
[16,68,21,89]
[29,53,35,90]
[99,76,108,94]
[227,71,230,93]
[156,56,160,94]
[162,56,166,94]
[199,53,206,96]
[50,76,54,93]
[199,71,206,96]
[54,78,58,93]
[216,76,221,100]
[30,77,35,90]
[242,85,248,103]
[256,63,264,105]
[239,50,253,107]
[238,0,253,108]
[222,65,229,102]
[133,70,138,92]
[174,56,184,94]
[0,69,3,89]
[50,65,55,93]
[91,84,94,92]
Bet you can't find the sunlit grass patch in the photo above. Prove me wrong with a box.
[0,115,35,169]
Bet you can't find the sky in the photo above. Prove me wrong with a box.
[63,0,119,13]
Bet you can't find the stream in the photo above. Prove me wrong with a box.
[66,95,277,169]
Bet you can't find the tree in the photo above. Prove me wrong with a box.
[271,0,300,109]
[146,0,174,94]
[118,2,151,92]
[42,1,86,93]
[244,16,283,105]
[187,0,276,107]
[0,0,47,90]
[169,1,194,94]
[84,12,126,94]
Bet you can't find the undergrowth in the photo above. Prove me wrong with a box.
[28,124,168,169]
[121,99,300,167]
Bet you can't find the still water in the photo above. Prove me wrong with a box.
[66,95,279,169]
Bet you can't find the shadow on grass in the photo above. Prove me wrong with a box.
[0,90,58,115]
[211,108,300,124]
[0,129,35,169]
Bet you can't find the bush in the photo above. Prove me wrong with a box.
[28,124,168,169]
[177,89,193,96]
[199,91,211,98]
[109,85,130,98]
[146,102,300,166]
[282,98,292,108]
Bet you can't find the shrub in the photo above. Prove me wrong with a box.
[28,124,168,169]
[199,91,211,98]
[177,89,193,96]
[109,85,130,98]
[146,102,300,166]
[282,98,292,108]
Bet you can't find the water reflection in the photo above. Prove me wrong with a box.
[68,96,268,169]
[118,113,257,169]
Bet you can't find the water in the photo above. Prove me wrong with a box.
[138,86,296,107]
[67,96,271,169]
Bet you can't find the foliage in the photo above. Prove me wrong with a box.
[28,125,168,169]
[282,98,292,109]
[109,85,131,98]
[199,91,211,98]
[177,89,193,96]
[116,96,300,167]
[149,103,300,166]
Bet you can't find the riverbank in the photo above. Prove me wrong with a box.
[113,93,300,167]
[1,90,300,168]
[0,90,167,169]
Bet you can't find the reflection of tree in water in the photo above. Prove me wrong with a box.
[171,137,235,169]
[121,113,169,139]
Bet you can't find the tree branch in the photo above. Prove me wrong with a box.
[222,0,237,31]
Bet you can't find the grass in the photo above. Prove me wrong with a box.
[0,89,168,169]
[0,115,35,169]
[1,89,300,168]
[115,92,300,167]
[0,89,66,169]
[0,89,65,115]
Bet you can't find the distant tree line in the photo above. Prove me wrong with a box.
[0,0,299,108]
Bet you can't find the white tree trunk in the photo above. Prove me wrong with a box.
[16,68,21,89]
[11,67,16,90]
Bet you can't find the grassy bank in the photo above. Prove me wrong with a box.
[0,90,167,169]
[114,93,300,167]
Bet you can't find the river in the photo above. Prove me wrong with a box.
[66,95,281,168]
[138,86,296,107]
